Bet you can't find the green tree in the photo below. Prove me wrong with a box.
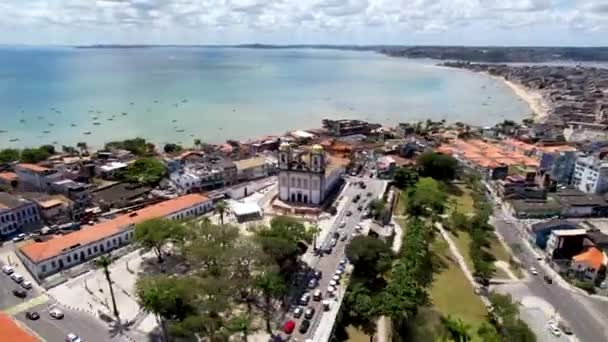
[125,157,167,185]
[393,167,419,189]
[214,200,228,225]
[255,270,287,333]
[441,315,472,342]
[343,281,382,342]
[417,152,458,181]
[62,145,77,155]
[194,139,202,150]
[309,224,321,251]
[76,142,88,155]
[346,236,393,277]
[97,255,121,323]
[21,148,51,163]
[476,322,501,342]
[226,313,253,341]
[135,275,197,342]
[39,144,56,155]
[0,149,20,163]
[369,199,387,221]
[134,218,184,263]
[163,143,183,154]
[106,137,151,156]
[405,177,448,218]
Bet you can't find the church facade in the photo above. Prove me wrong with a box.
[278,143,345,205]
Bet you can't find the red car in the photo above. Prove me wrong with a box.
[283,320,296,334]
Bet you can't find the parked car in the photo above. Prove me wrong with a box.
[11,273,24,283]
[357,206,363,211]
[13,289,26,298]
[304,307,315,319]
[340,234,347,241]
[1,265,14,274]
[352,195,361,203]
[313,270,323,279]
[299,319,311,334]
[65,333,81,342]
[548,322,562,337]
[299,293,310,305]
[307,278,317,289]
[339,221,346,228]
[339,258,348,266]
[25,311,40,320]
[12,233,27,242]
[21,280,33,289]
[284,320,296,334]
[366,191,372,197]
[330,238,337,247]
[530,267,538,275]
[544,275,552,284]
[332,232,340,239]
[293,307,303,318]
[346,210,352,216]
[313,289,322,301]
[50,308,64,319]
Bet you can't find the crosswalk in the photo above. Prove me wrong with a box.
[3,294,49,315]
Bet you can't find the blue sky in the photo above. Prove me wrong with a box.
[0,0,607,46]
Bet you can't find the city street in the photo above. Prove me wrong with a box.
[491,213,608,342]
[0,262,41,311]
[15,302,128,342]
[287,177,387,341]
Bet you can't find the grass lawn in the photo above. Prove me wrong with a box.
[406,236,488,341]
[447,184,476,215]
[394,190,408,216]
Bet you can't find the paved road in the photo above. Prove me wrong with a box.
[0,264,41,310]
[491,213,608,342]
[287,177,387,340]
[15,302,129,342]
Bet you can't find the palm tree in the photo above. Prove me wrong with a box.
[194,139,201,150]
[97,255,121,324]
[215,200,228,225]
[309,224,321,250]
[76,142,88,156]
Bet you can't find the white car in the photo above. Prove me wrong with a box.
[530,267,538,275]
[1,265,14,275]
[330,238,337,247]
[65,333,81,342]
[50,308,64,319]
[21,280,33,289]
[548,323,561,336]
[10,273,24,283]
[12,233,26,242]
[339,221,346,228]
[329,280,338,287]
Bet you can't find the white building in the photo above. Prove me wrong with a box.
[96,161,128,180]
[278,143,347,205]
[0,192,41,237]
[15,163,62,192]
[572,155,608,194]
[170,171,201,193]
[18,194,213,281]
[234,157,270,181]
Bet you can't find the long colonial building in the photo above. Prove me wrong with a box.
[18,194,212,281]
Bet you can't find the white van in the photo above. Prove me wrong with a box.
[11,273,24,283]
[2,265,14,275]
[313,289,322,301]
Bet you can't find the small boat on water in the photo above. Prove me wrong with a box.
[172,119,178,123]
[0,130,6,133]
[154,100,159,103]
[107,118,113,121]
[122,112,128,116]
[93,122,101,125]
[19,119,26,123]
[52,141,58,144]
[48,123,55,126]
[9,138,19,142]
[92,116,99,120]
[37,115,44,119]
[43,130,51,134]
[83,131,91,135]
[176,129,185,133]
[190,134,194,137]
[482,102,488,106]
[71,123,77,127]
[181,99,188,103]
[130,102,134,105]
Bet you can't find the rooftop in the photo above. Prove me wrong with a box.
[98,161,128,172]
[572,247,607,269]
[234,157,266,171]
[0,192,31,210]
[92,182,151,206]
[552,228,588,237]
[19,194,209,263]
[16,163,51,173]
[0,313,40,342]
[531,219,579,232]
[0,172,18,182]
[438,139,540,170]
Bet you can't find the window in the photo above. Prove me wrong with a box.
[41,265,47,272]
[107,241,111,247]
[74,253,79,260]
[281,176,287,186]
[303,179,308,188]
[52,261,56,268]
[313,179,319,189]
[291,177,295,187]
[67,256,71,262]
[297,178,301,188]
[94,246,98,253]
[88,248,91,255]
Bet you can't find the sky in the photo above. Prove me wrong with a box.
[0,0,607,46]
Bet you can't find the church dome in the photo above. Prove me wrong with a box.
[311,144,324,154]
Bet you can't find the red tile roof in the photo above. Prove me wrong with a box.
[20,194,209,263]
[573,247,607,270]
[17,163,50,173]
[0,172,17,182]
[0,313,41,342]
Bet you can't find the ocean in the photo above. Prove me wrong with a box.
[0,47,529,149]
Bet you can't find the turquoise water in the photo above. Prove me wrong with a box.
[0,47,529,148]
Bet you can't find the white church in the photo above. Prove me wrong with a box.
[278,143,347,205]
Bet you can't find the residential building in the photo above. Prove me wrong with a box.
[538,150,577,185]
[278,143,348,205]
[570,247,607,281]
[50,179,92,205]
[322,119,380,136]
[584,231,608,251]
[170,171,202,193]
[18,194,213,281]
[572,155,608,194]
[0,192,41,237]
[96,161,128,180]
[234,157,269,181]
[221,159,238,186]
[0,172,18,189]
[528,220,580,249]
[555,189,608,217]
[546,229,588,260]
[15,163,62,192]
[28,195,76,224]
[92,182,151,209]
[376,156,397,179]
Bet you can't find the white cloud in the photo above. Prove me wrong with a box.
[0,0,605,45]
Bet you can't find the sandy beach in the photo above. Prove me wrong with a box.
[482,72,549,122]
